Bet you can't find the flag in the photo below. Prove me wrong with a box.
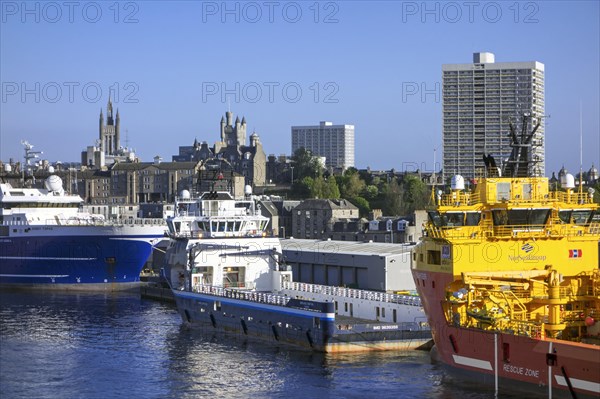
[569,249,582,258]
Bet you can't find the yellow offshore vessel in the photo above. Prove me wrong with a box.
[412,115,600,398]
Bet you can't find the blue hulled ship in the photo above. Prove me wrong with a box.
[165,189,431,352]
[0,175,166,290]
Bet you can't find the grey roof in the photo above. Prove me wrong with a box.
[111,162,197,171]
[258,200,279,216]
[294,199,358,211]
[271,200,301,214]
[281,238,414,257]
[157,162,198,170]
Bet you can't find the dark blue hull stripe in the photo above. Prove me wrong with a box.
[0,235,156,285]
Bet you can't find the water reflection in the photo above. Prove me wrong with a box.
[1,290,521,399]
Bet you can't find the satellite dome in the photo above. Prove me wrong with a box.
[244,185,253,196]
[4,164,12,172]
[48,166,55,173]
[45,175,64,192]
[451,175,465,190]
[562,173,575,189]
[180,190,191,199]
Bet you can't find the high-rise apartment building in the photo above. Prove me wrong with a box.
[291,121,355,171]
[442,52,545,181]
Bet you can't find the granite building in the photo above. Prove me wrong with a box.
[82,98,136,168]
[172,111,266,187]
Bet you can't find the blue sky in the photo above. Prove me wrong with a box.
[1,1,599,175]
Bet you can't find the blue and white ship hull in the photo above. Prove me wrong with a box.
[1,169,167,291]
[172,285,431,352]
[0,232,162,290]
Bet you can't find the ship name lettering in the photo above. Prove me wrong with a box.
[508,255,547,262]
[503,364,539,377]
[503,363,524,375]
[374,325,398,330]
[525,368,539,378]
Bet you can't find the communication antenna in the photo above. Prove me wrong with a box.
[21,140,42,186]
[125,128,130,149]
[579,101,583,190]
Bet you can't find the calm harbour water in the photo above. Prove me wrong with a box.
[1,290,505,399]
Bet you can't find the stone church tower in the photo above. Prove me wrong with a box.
[99,97,120,155]
[220,111,247,147]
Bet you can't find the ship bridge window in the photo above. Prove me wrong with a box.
[465,212,481,226]
[559,209,594,225]
[492,208,550,226]
[428,211,447,227]
[445,212,464,227]
[427,250,441,265]
[198,222,209,231]
[211,221,224,232]
[174,221,181,232]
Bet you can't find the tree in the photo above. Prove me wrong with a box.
[383,178,402,215]
[401,175,429,213]
[291,148,322,180]
[324,176,341,199]
[311,175,325,198]
[292,176,314,199]
[364,185,379,199]
[339,172,366,199]
[349,196,370,217]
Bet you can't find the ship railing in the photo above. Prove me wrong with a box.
[282,281,422,307]
[427,226,484,240]
[493,224,547,237]
[223,281,256,290]
[550,191,594,205]
[192,284,291,307]
[428,223,596,240]
[17,217,166,227]
[439,191,480,206]
[172,230,266,239]
[177,209,250,218]
[588,221,600,235]
[439,190,596,206]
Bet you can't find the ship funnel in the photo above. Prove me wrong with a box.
[451,175,465,190]
[562,173,575,189]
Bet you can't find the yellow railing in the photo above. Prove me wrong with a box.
[439,189,595,207]
[550,191,594,204]
[426,223,594,240]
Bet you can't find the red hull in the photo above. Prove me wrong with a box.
[414,270,600,398]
